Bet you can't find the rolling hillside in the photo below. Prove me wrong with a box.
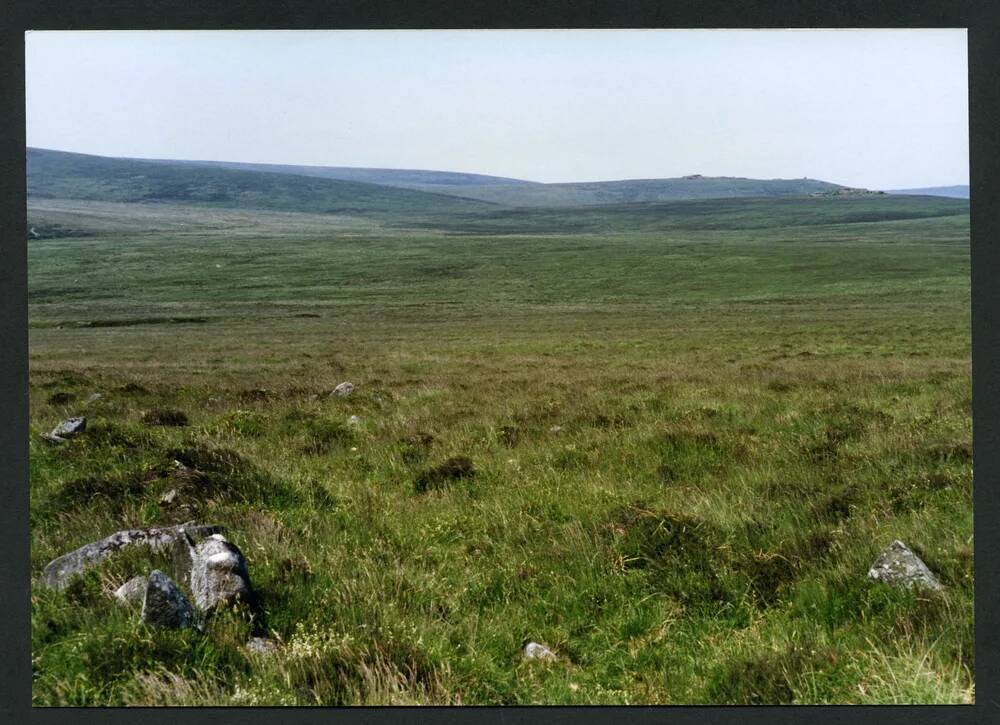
[31,148,867,209]
[398,176,853,207]
[153,157,540,189]
[26,148,498,217]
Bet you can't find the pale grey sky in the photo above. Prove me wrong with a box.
[25,30,968,189]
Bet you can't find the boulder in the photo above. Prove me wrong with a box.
[50,417,86,439]
[40,522,224,590]
[332,382,355,398]
[867,540,943,591]
[523,641,557,661]
[190,534,254,611]
[141,570,196,629]
[114,575,148,605]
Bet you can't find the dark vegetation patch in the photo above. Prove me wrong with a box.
[611,505,729,606]
[83,420,157,451]
[706,639,839,704]
[46,391,75,405]
[119,382,149,395]
[399,432,434,465]
[649,425,752,484]
[80,316,210,328]
[141,408,189,427]
[44,471,149,518]
[276,410,355,455]
[216,410,268,438]
[737,531,834,607]
[414,457,476,493]
[238,388,273,403]
[167,443,298,507]
[302,420,354,456]
[28,223,94,239]
[38,372,90,389]
[498,425,520,448]
[925,442,972,464]
[811,484,860,524]
[586,412,633,430]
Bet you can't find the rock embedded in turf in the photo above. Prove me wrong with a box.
[141,570,196,629]
[523,641,557,661]
[41,521,225,590]
[50,416,86,439]
[246,637,279,655]
[867,540,943,591]
[40,432,67,445]
[348,415,361,425]
[190,534,254,611]
[332,381,355,397]
[160,488,179,505]
[114,575,148,605]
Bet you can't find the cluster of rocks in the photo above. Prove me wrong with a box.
[41,522,270,647]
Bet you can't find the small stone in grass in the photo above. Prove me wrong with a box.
[523,641,557,661]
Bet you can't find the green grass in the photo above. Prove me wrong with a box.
[28,192,972,705]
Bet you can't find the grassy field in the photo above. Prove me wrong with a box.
[28,192,972,705]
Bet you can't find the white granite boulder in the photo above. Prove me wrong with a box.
[190,534,254,611]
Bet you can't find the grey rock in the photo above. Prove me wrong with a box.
[40,433,67,445]
[332,382,355,398]
[114,575,148,605]
[868,540,943,591]
[348,415,361,425]
[549,426,564,434]
[246,637,279,655]
[141,570,195,629]
[523,641,557,661]
[50,417,86,439]
[41,521,224,590]
[160,488,179,505]
[190,534,254,611]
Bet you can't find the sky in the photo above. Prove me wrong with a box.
[25,30,969,189]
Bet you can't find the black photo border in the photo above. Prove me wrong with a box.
[1,1,997,723]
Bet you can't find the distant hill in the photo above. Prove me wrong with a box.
[886,185,969,199]
[161,159,851,205]
[152,157,539,189]
[26,148,498,217]
[29,148,915,218]
[34,149,866,207]
[404,176,858,207]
